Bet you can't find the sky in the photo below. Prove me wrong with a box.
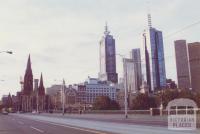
[0,0,200,98]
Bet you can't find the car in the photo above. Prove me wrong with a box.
[2,111,8,115]
[32,110,37,114]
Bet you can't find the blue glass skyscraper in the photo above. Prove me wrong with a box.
[141,14,166,92]
[99,24,118,83]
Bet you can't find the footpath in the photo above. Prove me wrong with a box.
[36,113,168,127]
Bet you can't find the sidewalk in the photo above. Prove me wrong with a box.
[38,113,168,127]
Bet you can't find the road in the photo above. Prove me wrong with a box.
[0,114,199,134]
[0,114,111,134]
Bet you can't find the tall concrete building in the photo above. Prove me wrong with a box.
[130,49,142,91]
[188,42,200,92]
[99,24,118,83]
[174,40,191,89]
[123,58,137,93]
[141,14,166,92]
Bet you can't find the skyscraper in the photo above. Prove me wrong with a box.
[188,42,200,92]
[174,40,191,89]
[99,24,118,83]
[130,49,142,91]
[142,14,166,92]
[174,41,200,92]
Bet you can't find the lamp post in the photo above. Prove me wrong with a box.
[37,89,39,113]
[116,54,128,119]
[62,79,65,115]
[0,51,13,54]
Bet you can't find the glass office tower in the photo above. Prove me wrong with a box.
[99,24,118,83]
[142,16,166,92]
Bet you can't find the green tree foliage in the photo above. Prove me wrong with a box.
[193,92,200,108]
[131,93,158,110]
[93,96,120,110]
[158,89,199,108]
[158,89,179,108]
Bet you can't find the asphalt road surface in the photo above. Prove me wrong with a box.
[0,114,199,134]
[0,114,111,134]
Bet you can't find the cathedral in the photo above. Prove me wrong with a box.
[18,55,46,112]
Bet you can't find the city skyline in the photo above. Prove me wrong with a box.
[1,0,200,98]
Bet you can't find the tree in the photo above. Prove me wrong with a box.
[193,92,200,108]
[158,89,198,108]
[93,96,120,110]
[110,100,120,110]
[131,93,158,110]
[158,89,179,108]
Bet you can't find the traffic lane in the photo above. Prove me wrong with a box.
[0,114,39,134]
[10,114,113,134]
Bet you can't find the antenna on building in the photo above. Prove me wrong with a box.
[147,13,152,28]
[147,1,152,28]
[104,21,110,35]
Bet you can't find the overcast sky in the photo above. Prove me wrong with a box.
[0,0,200,98]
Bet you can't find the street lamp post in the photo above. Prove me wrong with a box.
[62,79,65,115]
[37,89,39,113]
[0,51,13,54]
[116,54,128,119]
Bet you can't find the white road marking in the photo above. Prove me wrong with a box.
[32,119,107,134]
[18,121,24,125]
[30,126,44,133]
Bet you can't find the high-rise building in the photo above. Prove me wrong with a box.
[174,40,191,89]
[174,40,200,92]
[123,58,138,93]
[142,14,166,92]
[130,48,142,91]
[99,24,118,83]
[188,42,200,92]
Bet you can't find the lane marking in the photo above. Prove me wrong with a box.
[30,126,44,133]
[32,119,107,134]
[18,121,24,125]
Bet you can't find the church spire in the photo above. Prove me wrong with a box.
[26,54,32,73]
[23,54,33,95]
[147,13,152,28]
[38,73,45,96]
